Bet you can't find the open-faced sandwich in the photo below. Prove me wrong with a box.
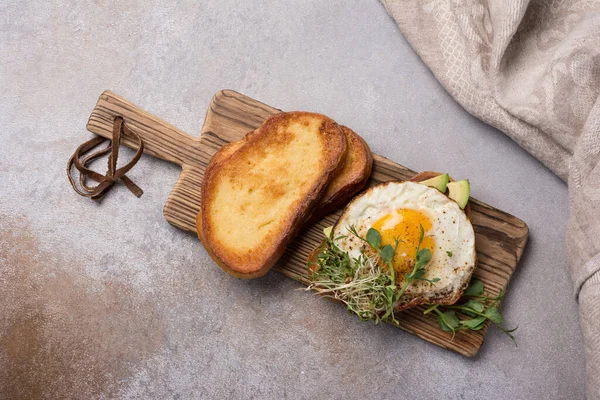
[307,172,516,340]
[318,173,475,311]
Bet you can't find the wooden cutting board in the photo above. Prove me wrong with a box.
[86,90,528,356]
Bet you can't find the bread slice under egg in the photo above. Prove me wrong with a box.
[199,111,348,278]
[312,173,477,314]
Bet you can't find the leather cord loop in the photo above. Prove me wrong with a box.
[67,116,144,199]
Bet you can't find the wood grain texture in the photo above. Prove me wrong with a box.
[87,90,528,356]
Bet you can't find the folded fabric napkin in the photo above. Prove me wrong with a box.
[381,0,600,397]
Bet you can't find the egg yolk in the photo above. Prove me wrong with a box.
[371,208,435,276]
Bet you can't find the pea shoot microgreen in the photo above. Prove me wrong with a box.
[423,280,518,344]
[307,224,438,324]
[306,225,517,343]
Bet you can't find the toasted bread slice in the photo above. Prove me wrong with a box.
[207,139,245,165]
[313,126,372,216]
[200,112,347,278]
[205,125,372,220]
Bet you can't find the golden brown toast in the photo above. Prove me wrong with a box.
[205,125,372,219]
[199,111,347,278]
[313,126,372,216]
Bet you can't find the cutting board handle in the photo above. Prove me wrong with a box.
[86,91,198,166]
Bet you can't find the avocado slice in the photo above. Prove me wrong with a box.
[420,173,449,193]
[447,180,470,209]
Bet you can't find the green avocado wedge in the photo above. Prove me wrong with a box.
[447,180,470,209]
[420,173,449,193]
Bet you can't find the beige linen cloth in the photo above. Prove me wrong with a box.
[381,0,600,397]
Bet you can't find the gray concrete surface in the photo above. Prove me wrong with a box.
[0,1,585,399]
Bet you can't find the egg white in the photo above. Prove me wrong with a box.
[332,181,476,305]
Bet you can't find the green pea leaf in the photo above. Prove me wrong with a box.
[437,310,459,332]
[485,307,504,324]
[462,300,485,317]
[422,277,440,286]
[437,316,452,332]
[415,248,431,269]
[380,244,395,263]
[366,228,381,250]
[460,316,487,330]
[412,269,426,280]
[464,279,484,297]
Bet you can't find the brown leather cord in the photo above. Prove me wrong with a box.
[67,116,144,199]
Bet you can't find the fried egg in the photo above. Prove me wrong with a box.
[332,181,476,310]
